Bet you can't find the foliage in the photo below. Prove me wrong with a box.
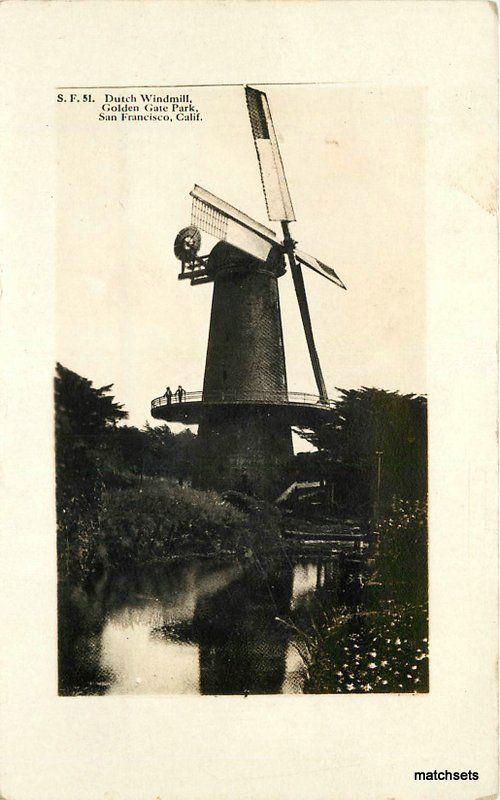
[55,363,128,437]
[141,423,197,480]
[55,363,285,579]
[55,364,197,576]
[96,479,247,564]
[298,601,428,694]
[58,479,284,579]
[295,387,427,514]
[285,498,428,693]
[374,498,428,597]
[56,363,197,517]
[97,423,198,483]
[55,362,128,540]
[220,490,282,551]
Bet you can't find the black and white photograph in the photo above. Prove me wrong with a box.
[56,83,428,696]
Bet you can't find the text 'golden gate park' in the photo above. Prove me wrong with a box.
[99,93,201,122]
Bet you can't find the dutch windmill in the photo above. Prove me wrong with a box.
[152,86,346,497]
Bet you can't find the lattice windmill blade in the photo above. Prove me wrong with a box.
[245,86,332,403]
[190,186,347,288]
[190,185,282,262]
[245,86,295,223]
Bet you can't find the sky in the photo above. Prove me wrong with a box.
[56,85,425,450]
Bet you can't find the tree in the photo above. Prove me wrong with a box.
[142,422,197,480]
[55,363,128,520]
[295,387,427,513]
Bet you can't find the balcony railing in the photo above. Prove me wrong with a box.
[151,390,335,410]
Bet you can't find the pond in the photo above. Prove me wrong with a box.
[58,550,428,696]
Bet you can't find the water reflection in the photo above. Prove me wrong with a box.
[58,550,427,696]
[192,562,293,694]
[102,608,200,694]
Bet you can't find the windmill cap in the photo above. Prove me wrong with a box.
[207,241,286,278]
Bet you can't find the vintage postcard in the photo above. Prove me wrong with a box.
[1,2,497,799]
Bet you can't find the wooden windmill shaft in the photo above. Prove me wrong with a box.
[151,242,333,498]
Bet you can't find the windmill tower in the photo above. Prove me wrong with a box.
[152,87,346,498]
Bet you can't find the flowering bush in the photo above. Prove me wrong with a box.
[300,601,428,694]
[374,498,428,593]
[283,498,428,694]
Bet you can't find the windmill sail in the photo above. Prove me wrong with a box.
[295,249,347,290]
[245,87,332,402]
[245,86,296,222]
[190,185,280,262]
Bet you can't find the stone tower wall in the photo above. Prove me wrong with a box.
[202,256,288,403]
[196,406,294,498]
[196,244,293,498]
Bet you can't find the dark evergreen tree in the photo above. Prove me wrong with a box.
[295,388,427,514]
[55,364,199,523]
[55,362,128,522]
[142,423,197,481]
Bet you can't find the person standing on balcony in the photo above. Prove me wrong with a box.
[176,385,185,403]
[165,386,172,405]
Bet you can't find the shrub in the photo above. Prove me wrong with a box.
[374,498,427,594]
[297,602,428,694]
[94,479,246,564]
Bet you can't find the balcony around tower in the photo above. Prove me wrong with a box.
[151,390,335,428]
